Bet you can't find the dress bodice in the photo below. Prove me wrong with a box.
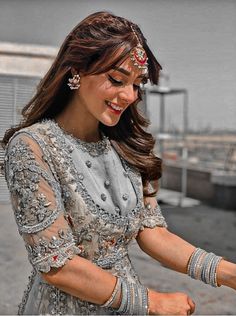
[4,119,167,315]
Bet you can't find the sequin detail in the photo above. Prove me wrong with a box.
[18,269,37,315]
[139,204,168,231]
[4,119,167,315]
[5,138,62,234]
[52,120,111,157]
[26,228,81,273]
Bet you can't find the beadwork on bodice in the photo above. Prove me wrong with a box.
[4,119,167,315]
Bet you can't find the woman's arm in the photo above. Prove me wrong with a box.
[137,210,236,290]
[42,255,120,307]
[137,226,195,274]
[5,134,120,309]
[43,242,197,315]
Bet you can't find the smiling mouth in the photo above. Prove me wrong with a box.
[106,101,123,114]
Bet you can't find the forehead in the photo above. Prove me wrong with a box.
[115,56,147,78]
[108,45,148,78]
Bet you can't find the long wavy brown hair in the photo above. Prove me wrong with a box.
[2,11,162,197]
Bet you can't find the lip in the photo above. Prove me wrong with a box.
[110,101,121,107]
[105,101,124,114]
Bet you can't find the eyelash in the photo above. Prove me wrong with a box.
[108,75,140,90]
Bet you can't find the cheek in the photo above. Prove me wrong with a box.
[81,75,118,102]
[95,82,118,100]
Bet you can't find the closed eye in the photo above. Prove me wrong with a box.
[107,74,146,91]
[108,75,123,86]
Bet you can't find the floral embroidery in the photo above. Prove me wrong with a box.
[50,120,111,157]
[48,286,68,315]
[139,203,168,231]
[27,228,81,273]
[18,269,37,315]
[4,120,167,315]
[5,138,63,234]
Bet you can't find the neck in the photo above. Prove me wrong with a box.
[55,97,101,143]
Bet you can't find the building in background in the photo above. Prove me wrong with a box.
[0,42,57,201]
[0,0,236,206]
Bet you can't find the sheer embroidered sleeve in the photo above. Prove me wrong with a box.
[4,133,80,273]
[139,183,167,231]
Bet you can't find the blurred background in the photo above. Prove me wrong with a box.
[0,0,235,314]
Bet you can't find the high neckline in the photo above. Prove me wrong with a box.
[45,119,111,157]
[51,119,103,144]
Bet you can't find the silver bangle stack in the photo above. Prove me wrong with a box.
[101,277,122,308]
[187,248,222,287]
[101,277,149,315]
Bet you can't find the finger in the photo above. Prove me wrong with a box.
[187,298,196,314]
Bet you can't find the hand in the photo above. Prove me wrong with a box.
[148,289,195,315]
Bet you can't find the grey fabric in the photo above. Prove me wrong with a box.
[4,119,167,315]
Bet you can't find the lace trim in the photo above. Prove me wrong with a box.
[27,229,81,273]
[93,247,128,269]
[49,119,111,157]
[18,269,37,315]
[47,286,68,315]
[139,204,168,231]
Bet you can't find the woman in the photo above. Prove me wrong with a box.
[2,11,236,315]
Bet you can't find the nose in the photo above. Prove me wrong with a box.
[119,84,137,105]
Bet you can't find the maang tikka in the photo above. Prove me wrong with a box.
[130,25,148,73]
[67,73,80,90]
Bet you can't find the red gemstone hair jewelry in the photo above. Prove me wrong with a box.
[130,25,148,72]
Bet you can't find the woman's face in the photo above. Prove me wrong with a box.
[76,56,147,127]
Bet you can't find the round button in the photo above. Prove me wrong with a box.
[78,173,84,180]
[104,180,110,187]
[115,206,120,213]
[145,203,151,210]
[122,193,129,201]
[101,193,107,201]
[86,160,92,168]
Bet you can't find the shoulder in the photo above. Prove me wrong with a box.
[6,120,57,153]
[4,120,57,173]
[4,120,60,186]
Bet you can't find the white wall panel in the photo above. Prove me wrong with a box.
[0,75,39,202]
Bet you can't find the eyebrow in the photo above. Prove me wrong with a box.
[113,66,148,79]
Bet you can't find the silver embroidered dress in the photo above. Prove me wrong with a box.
[4,120,167,315]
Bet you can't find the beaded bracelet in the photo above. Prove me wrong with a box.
[103,277,148,315]
[101,277,121,308]
[187,248,206,278]
[187,247,222,287]
[117,280,128,313]
[210,255,222,287]
[201,253,214,286]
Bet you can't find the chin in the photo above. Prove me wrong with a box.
[102,121,119,127]
[100,117,120,127]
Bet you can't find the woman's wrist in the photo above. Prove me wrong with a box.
[104,277,149,314]
[217,259,236,289]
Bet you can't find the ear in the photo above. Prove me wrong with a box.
[71,67,78,77]
[71,67,85,78]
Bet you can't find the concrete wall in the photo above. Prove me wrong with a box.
[162,164,236,210]
[0,0,235,132]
